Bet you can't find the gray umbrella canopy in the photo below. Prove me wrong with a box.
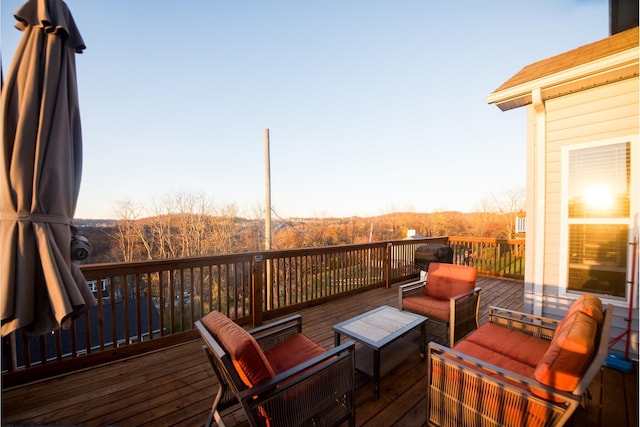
[1,0,96,336]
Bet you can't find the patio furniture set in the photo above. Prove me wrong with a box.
[195,260,610,427]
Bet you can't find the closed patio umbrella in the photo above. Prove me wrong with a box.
[1,0,96,336]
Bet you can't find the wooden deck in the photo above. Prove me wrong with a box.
[2,277,637,427]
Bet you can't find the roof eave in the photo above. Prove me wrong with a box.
[487,48,639,111]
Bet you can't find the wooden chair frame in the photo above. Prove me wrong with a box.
[196,314,356,427]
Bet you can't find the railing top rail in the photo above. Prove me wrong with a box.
[80,252,255,276]
[79,236,450,276]
[449,236,525,244]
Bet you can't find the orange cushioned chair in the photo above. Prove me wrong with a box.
[399,262,480,347]
[195,311,355,427]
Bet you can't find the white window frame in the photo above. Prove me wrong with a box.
[559,135,638,308]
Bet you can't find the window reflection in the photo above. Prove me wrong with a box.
[566,142,630,298]
[568,224,628,297]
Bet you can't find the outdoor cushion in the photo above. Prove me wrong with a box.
[200,311,275,387]
[402,295,450,323]
[452,340,537,378]
[564,294,604,325]
[534,310,598,395]
[424,262,477,300]
[264,333,326,374]
[463,322,550,368]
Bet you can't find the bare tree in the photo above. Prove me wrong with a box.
[209,203,240,254]
[113,200,144,261]
[170,192,210,257]
[476,186,526,238]
[149,194,179,258]
[112,193,243,261]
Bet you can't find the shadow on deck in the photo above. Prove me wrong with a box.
[2,276,637,426]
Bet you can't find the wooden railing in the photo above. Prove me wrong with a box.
[1,236,523,386]
[448,236,525,280]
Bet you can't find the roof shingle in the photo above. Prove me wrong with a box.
[491,26,638,94]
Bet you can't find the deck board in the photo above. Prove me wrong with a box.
[2,276,637,427]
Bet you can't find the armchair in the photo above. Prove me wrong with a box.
[195,311,355,427]
[399,262,480,347]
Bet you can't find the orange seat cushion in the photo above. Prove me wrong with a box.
[264,333,327,374]
[402,295,450,322]
[463,323,550,368]
[200,311,275,387]
[452,340,537,378]
[424,263,477,300]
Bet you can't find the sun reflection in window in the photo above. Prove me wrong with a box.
[583,185,613,210]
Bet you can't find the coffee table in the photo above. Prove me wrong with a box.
[333,305,427,400]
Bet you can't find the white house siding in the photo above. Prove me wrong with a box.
[526,77,639,358]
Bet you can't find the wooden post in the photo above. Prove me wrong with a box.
[252,255,264,327]
[264,128,272,252]
[264,129,272,310]
[385,242,392,288]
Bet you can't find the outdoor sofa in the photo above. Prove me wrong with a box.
[426,294,613,426]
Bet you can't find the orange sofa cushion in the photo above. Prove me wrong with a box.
[200,311,275,387]
[424,263,477,300]
[534,310,598,394]
[452,339,537,378]
[462,323,550,368]
[264,333,326,374]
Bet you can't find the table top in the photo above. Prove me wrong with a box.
[333,305,427,349]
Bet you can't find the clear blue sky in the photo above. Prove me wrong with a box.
[2,0,609,219]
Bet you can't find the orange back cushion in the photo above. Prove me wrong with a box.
[565,294,603,326]
[201,311,275,387]
[425,263,477,300]
[533,311,597,396]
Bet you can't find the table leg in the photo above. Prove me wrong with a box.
[373,349,380,400]
[334,331,341,347]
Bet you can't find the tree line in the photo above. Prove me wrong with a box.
[78,190,525,264]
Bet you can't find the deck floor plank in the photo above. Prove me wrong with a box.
[2,276,636,427]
